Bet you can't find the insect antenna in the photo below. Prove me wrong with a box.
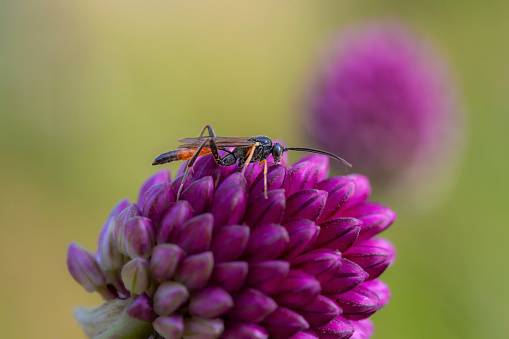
[284,147,352,171]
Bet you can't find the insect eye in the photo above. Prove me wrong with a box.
[272,143,284,162]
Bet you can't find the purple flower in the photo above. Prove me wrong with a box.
[67,154,395,338]
[305,22,461,188]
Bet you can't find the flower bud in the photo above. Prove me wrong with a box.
[180,176,214,214]
[244,189,286,228]
[220,323,268,339]
[98,217,126,270]
[108,198,131,219]
[153,282,189,316]
[210,225,250,263]
[273,270,321,308]
[294,295,341,327]
[175,213,213,255]
[141,182,175,226]
[121,258,150,295]
[127,293,156,322]
[157,200,192,244]
[210,261,248,294]
[124,216,156,258]
[153,315,184,339]
[243,224,289,261]
[331,285,379,320]
[282,218,320,258]
[67,242,106,293]
[229,288,277,323]
[209,184,247,231]
[321,258,368,294]
[150,244,184,283]
[314,315,354,339]
[174,251,214,291]
[312,217,361,252]
[261,306,309,338]
[137,169,171,206]
[183,317,224,339]
[246,260,289,294]
[249,164,289,198]
[189,287,233,318]
[343,238,395,280]
[289,248,342,285]
[284,189,328,222]
[287,156,327,196]
[316,177,355,224]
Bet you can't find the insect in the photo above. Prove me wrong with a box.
[152,125,352,200]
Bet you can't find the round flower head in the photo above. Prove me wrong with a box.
[305,22,462,200]
[68,152,396,339]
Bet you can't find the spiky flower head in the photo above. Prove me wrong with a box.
[305,22,461,190]
[67,152,395,339]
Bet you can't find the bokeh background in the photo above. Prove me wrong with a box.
[1,1,508,338]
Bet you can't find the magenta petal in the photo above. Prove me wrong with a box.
[261,306,309,339]
[150,244,184,283]
[189,287,233,318]
[127,293,156,322]
[289,248,342,285]
[210,261,248,293]
[250,164,289,198]
[141,182,175,226]
[153,315,184,339]
[343,202,396,241]
[350,319,374,339]
[229,288,278,323]
[153,282,189,316]
[191,154,224,185]
[343,238,395,281]
[314,315,354,339]
[321,258,368,294]
[289,330,319,339]
[180,176,214,215]
[170,172,193,196]
[316,177,355,224]
[273,270,321,308]
[218,171,248,190]
[244,189,286,228]
[246,260,290,294]
[331,285,379,321]
[343,174,371,210]
[211,225,250,262]
[124,216,156,258]
[287,156,325,196]
[209,184,247,231]
[108,198,131,219]
[243,162,264,189]
[312,217,361,252]
[243,224,289,262]
[137,169,171,206]
[175,213,213,255]
[121,258,150,295]
[362,279,391,309]
[174,251,214,291]
[115,203,141,251]
[67,242,106,293]
[284,189,328,222]
[98,217,126,270]
[282,218,320,258]
[221,322,268,339]
[157,201,192,244]
[294,295,341,327]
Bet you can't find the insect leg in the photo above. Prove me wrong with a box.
[240,144,258,176]
[260,159,268,199]
[177,137,211,201]
[198,124,217,138]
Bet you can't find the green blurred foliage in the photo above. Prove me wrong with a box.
[1,1,508,338]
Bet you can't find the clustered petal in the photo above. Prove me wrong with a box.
[68,154,395,339]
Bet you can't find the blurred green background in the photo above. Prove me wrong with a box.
[1,1,508,338]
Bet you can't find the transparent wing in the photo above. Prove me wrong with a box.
[177,136,255,149]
